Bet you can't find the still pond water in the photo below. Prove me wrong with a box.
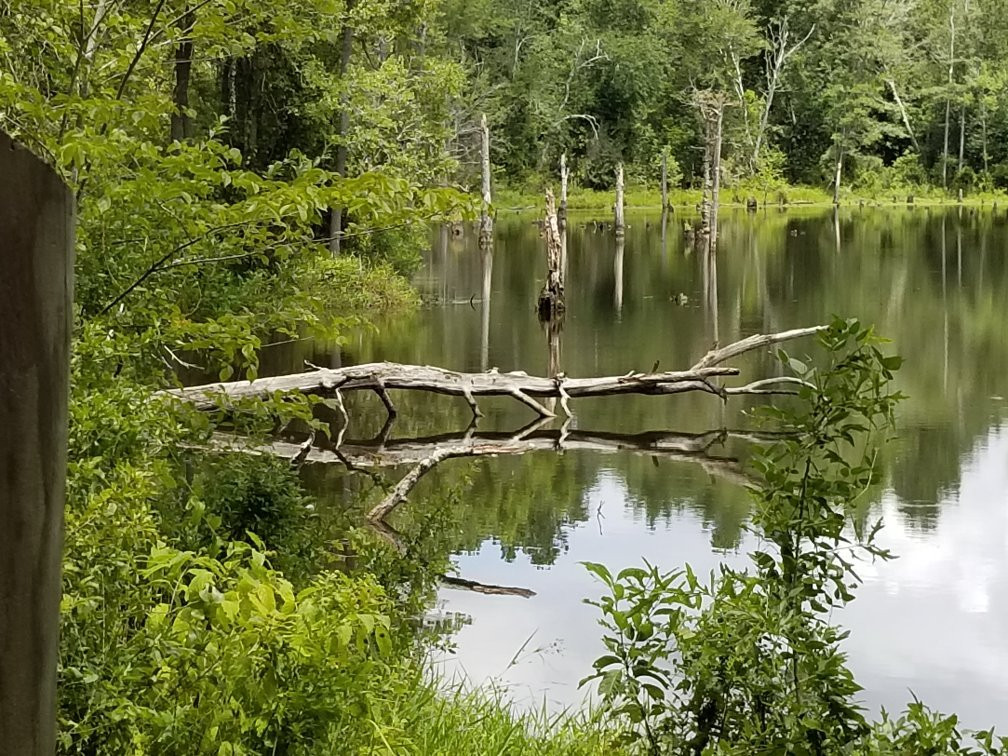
[276,206,1008,730]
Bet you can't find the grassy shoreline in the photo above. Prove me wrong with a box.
[495,183,1008,214]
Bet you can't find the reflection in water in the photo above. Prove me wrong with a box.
[480,248,492,372]
[274,207,1008,729]
[613,234,624,316]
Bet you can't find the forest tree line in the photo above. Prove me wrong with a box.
[7,0,1007,220]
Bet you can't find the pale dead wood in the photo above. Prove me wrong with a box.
[479,113,493,249]
[165,327,826,419]
[690,326,827,370]
[614,162,625,235]
[537,188,565,320]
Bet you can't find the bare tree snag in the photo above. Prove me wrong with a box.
[559,152,569,231]
[537,189,565,320]
[614,162,625,236]
[559,152,569,281]
[943,6,956,190]
[0,132,74,755]
[700,116,712,238]
[661,151,669,210]
[710,104,723,250]
[694,91,726,249]
[754,18,814,168]
[958,102,966,175]
[887,79,919,153]
[479,113,493,249]
[833,145,843,206]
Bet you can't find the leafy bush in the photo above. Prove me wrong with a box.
[583,319,1006,754]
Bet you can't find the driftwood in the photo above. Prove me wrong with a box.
[165,327,824,418]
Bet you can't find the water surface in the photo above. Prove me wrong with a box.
[277,206,1008,730]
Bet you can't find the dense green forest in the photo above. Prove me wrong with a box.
[2,0,1007,753]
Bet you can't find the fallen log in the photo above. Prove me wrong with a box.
[163,326,825,418]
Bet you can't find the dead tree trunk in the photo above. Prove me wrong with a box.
[754,18,814,169]
[661,151,668,210]
[887,79,920,153]
[329,1,355,256]
[981,100,989,175]
[833,144,843,206]
[700,118,712,238]
[614,162,625,236]
[170,5,195,142]
[478,113,493,249]
[0,132,74,755]
[559,152,568,280]
[958,103,966,177]
[943,7,956,190]
[537,189,565,320]
[559,152,569,231]
[695,91,726,250]
[710,103,723,251]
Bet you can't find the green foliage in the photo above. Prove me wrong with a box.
[583,318,1003,754]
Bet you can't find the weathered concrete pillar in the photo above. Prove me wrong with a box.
[0,132,74,754]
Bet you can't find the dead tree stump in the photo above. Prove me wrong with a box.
[537,189,565,321]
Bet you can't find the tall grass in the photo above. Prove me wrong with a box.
[344,669,622,755]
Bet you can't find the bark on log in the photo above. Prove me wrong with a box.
[165,327,824,417]
[0,132,74,754]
